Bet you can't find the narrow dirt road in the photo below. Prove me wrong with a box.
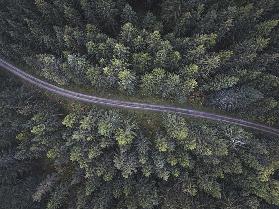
[1,58,279,136]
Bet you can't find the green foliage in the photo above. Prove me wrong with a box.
[1,74,279,208]
[1,0,279,208]
[115,128,135,146]
[118,69,136,94]
[121,3,138,25]
[141,68,166,96]
[2,0,277,114]
[0,76,45,209]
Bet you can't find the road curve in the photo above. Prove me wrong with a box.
[1,58,279,136]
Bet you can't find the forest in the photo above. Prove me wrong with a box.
[0,0,279,208]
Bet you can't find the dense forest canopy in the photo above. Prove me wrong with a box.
[0,0,279,208]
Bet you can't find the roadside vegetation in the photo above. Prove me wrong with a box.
[0,0,279,208]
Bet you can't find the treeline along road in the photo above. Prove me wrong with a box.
[1,58,279,136]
